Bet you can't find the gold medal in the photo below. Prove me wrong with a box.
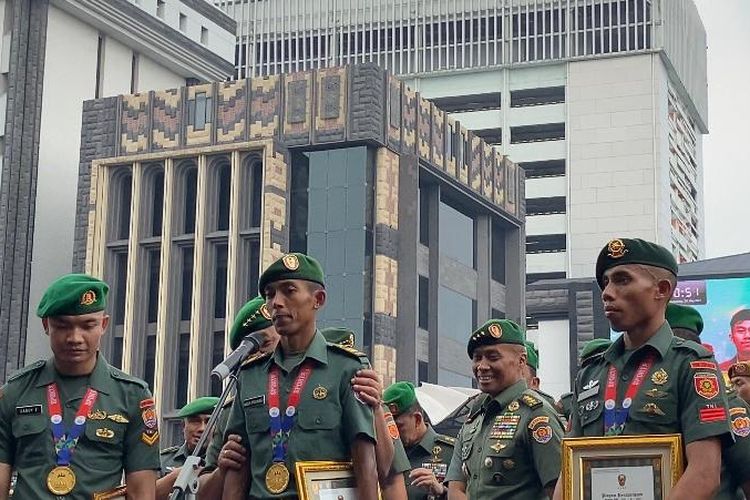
[47,466,76,495]
[265,462,290,494]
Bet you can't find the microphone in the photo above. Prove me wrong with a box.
[211,331,265,381]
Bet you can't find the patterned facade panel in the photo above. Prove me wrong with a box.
[216,80,247,143]
[481,143,494,200]
[417,95,431,162]
[504,157,518,216]
[313,67,347,144]
[431,105,445,169]
[458,125,469,185]
[374,254,398,317]
[348,63,385,144]
[402,88,417,154]
[445,116,458,178]
[376,148,399,229]
[120,93,150,154]
[249,75,280,140]
[151,89,181,150]
[283,71,313,146]
[469,134,482,192]
[373,344,397,387]
[386,76,402,151]
[261,143,290,269]
[185,83,215,146]
[493,151,506,207]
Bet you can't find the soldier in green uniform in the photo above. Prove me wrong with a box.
[445,319,563,499]
[666,303,750,499]
[522,341,557,409]
[156,396,218,498]
[729,362,750,404]
[323,327,409,499]
[0,273,160,499]
[222,253,379,499]
[383,381,455,500]
[552,238,732,500]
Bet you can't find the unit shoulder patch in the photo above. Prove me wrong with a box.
[7,360,46,382]
[240,351,272,369]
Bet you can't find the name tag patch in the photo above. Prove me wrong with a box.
[16,404,42,416]
[243,395,266,408]
[577,387,599,402]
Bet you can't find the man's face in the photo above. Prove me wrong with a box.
[732,376,750,404]
[472,344,524,397]
[264,280,324,336]
[183,414,210,453]
[730,320,750,358]
[44,312,108,368]
[522,364,540,390]
[601,265,665,333]
[394,411,424,448]
[258,325,281,353]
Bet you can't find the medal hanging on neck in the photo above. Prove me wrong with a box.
[45,384,99,495]
[266,362,314,494]
[603,354,655,435]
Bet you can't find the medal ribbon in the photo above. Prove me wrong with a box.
[46,384,99,466]
[603,354,655,435]
[268,362,314,463]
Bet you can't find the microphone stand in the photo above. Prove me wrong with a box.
[168,363,242,500]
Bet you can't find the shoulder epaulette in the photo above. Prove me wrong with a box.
[240,350,272,368]
[7,360,46,382]
[581,351,606,367]
[327,343,370,365]
[160,445,180,455]
[672,337,712,358]
[110,367,149,388]
[520,392,543,409]
[435,434,456,447]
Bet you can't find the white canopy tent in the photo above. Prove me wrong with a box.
[414,383,480,425]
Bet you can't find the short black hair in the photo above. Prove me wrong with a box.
[731,309,750,328]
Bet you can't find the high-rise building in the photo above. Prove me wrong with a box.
[0,0,236,378]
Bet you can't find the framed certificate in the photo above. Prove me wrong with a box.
[561,434,684,500]
[92,485,126,500]
[294,461,382,500]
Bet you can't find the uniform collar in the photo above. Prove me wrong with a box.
[272,330,328,370]
[605,321,673,362]
[175,442,190,460]
[415,425,437,454]
[489,379,528,410]
[35,354,112,395]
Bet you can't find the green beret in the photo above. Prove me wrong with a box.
[37,273,109,318]
[729,362,750,379]
[467,319,526,358]
[258,253,325,298]
[524,341,539,371]
[321,327,356,348]
[383,381,417,417]
[229,296,273,350]
[580,338,613,361]
[177,396,220,418]
[595,238,678,289]
[666,303,704,335]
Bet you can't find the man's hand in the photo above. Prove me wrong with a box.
[409,468,445,496]
[219,434,247,471]
[351,369,383,408]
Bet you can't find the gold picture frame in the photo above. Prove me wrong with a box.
[294,461,382,500]
[561,434,684,500]
[92,485,126,500]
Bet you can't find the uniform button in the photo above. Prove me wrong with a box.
[315,417,321,424]
[477,446,482,452]
[621,374,629,381]
[472,473,478,480]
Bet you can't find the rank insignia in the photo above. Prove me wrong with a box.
[730,407,748,417]
[651,369,668,385]
[461,443,472,460]
[88,410,107,420]
[489,441,507,453]
[312,386,328,400]
[142,429,159,446]
[532,425,553,444]
[282,254,300,271]
[694,372,720,399]
[583,379,599,391]
[80,290,97,306]
[699,405,727,423]
[521,394,541,408]
[645,388,668,399]
[606,239,627,259]
[95,428,115,439]
[507,401,519,412]
[488,324,502,338]
[690,360,717,371]
[431,446,442,460]
[140,398,159,446]
[384,411,400,440]
[639,403,665,416]
[731,415,750,438]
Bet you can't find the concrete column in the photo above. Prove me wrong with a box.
[504,226,526,325]
[426,183,440,383]
[475,214,491,326]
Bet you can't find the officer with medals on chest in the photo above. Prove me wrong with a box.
[382,381,455,500]
[221,253,379,499]
[666,303,750,499]
[445,319,563,500]
[552,238,732,500]
[0,274,160,499]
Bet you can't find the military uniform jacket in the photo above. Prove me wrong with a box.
[571,323,731,444]
[224,331,377,499]
[0,356,160,499]
[382,405,411,475]
[160,442,188,475]
[716,390,750,499]
[404,426,455,500]
[444,380,563,500]
[202,397,233,474]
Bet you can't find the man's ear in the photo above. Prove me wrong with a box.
[42,317,49,335]
[100,314,110,332]
[655,279,674,300]
[313,288,327,309]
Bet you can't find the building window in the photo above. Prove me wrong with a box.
[95,35,105,99]
[144,334,156,392]
[439,197,475,268]
[213,243,229,319]
[438,286,474,344]
[201,27,209,45]
[527,271,566,284]
[112,252,128,327]
[526,233,566,254]
[130,53,139,94]
[418,275,429,330]
[115,173,132,241]
[511,123,565,144]
[179,13,187,32]
[472,127,502,145]
[526,196,566,215]
[210,331,225,396]
[510,86,565,107]
[176,332,190,408]
[430,92,501,113]
[491,222,506,284]
[183,165,198,234]
[213,159,231,231]
[156,0,165,19]
[146,249,161,324]
[180,246,194,321]
[519,159,565,178]
[418,187,429,246]
[491,308,504,319]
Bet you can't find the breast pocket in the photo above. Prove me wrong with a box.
[628,393,678,430]
[482,440,522,487]
[578,398,604,435]
[297,400,341,431]
[243,406,270,434]
[12,415,48,466]
[82,420,127,471]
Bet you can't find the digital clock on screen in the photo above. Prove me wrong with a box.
[672,280,707,305]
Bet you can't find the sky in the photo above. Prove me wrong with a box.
[693,0,750,258]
